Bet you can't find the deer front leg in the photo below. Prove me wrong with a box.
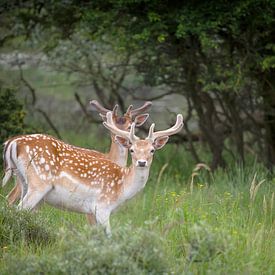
[95,208,112,237]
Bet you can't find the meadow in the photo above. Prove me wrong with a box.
[0,67,274,274]
[0,140,274,274]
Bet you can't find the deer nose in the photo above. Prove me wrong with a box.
[137,160,147,167]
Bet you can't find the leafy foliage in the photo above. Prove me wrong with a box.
[1,225,170,274]
[1,0,275,169]
[0,84,27,169]
[0,84,25,140]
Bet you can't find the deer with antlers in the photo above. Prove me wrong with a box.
[2,101,151,208]
[2,112,183,235]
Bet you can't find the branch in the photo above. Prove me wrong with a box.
[18,64,36,105]
[18,67,62,139]
[74,92,101,124]
[35,108,62,139]
[129,90,175,101]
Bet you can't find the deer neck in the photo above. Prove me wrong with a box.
[107,138,128,167]
[121,164,150,202]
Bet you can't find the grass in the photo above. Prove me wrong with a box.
[0,147,274,274]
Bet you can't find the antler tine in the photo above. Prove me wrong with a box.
[90,100,111,115]
[103,112,138,142]
[147,123,155,140]
[112,104,119,116]
[129,122,136,141]
[125,105,133,116]
[147,114,184,141]
[130,101,152,117]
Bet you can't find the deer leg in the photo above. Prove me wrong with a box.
[95,209,112,237]
[7,181,21,205]
[18,185,52,211]
[12,159,28,203]
[86,213,96,225]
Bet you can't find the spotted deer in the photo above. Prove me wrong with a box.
[4,112,183,235]
[2,101,151,210]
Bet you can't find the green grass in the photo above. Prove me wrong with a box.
[0,148,274,274]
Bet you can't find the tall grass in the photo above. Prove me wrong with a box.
[0,145,274,274]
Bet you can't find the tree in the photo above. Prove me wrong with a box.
[0,0,274,169]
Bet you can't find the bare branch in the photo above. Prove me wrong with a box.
[18,67,62,139]
[18,64,36,105]
[35,108,62,139]
[74,92,101,124]
[130,90,175,101]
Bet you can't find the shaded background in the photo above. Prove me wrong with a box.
[0,0,275,170]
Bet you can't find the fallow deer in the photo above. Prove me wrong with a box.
[5,112,183,235]
[2,101,152,209]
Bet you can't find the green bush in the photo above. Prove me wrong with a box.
[0,202,55,248]
[185,221,232,263]
[0,84,26,170]
[1,225,171,274]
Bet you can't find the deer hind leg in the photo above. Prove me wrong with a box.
[86,213,96,225]
[8,142,29,204]
[18,184,52,211]
[10,164,29,205]
[2,140,14,187]
[7,180,21,205]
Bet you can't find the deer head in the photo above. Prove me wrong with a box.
[90,100,152,131]
[103,112,184,168]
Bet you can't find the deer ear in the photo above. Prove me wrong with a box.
[153,136,169,150]
[115,136,132,148]
[134,114,149,127]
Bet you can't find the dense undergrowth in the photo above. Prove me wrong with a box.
[0,145,274,274]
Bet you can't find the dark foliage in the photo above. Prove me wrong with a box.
[0,84,26,169]
[0,0,275,170]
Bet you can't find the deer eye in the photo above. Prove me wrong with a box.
[150,149,155,154]
[130,149,134,153]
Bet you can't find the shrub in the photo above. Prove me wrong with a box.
[185,221,232,263]
[1,225,171,274]
[0,202,55,248]
[0,83,26,170]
